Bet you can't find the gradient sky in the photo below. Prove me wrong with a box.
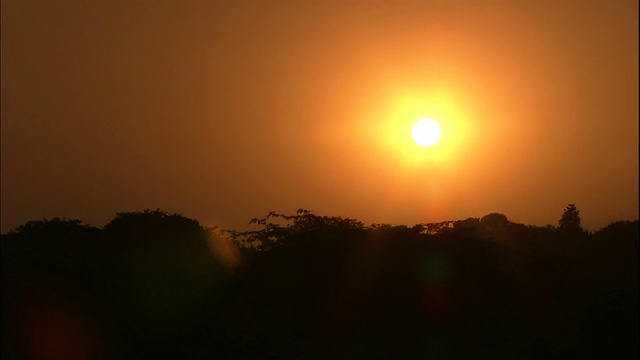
[2,0,638,233]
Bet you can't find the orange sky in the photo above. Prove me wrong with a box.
[2,0,638,232]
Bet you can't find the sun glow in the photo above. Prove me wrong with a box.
[325,86,474,180]
[373,90,471,167]
[412,119,441,147]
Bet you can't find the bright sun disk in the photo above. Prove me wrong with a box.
[412,119,441,147]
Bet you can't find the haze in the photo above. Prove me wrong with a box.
[2,0,638,233]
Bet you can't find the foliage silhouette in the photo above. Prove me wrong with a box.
[559,203,584,233]
[1,207,638,359]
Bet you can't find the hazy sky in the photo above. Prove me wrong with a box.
[2,0,638,233]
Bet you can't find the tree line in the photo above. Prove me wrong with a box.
[1,205,638,359]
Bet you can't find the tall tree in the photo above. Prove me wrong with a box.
[559,204,582,231]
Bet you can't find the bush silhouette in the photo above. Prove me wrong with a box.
[1,208,638,359]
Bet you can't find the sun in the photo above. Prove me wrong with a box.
[412,119,441,147]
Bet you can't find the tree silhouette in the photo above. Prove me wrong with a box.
[481,213,509,232]
[558,204,582,231]
[2,208,638,359]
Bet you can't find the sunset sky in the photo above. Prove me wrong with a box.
[2,0,638,233]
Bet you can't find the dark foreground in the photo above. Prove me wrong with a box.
[2,209,638,359]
